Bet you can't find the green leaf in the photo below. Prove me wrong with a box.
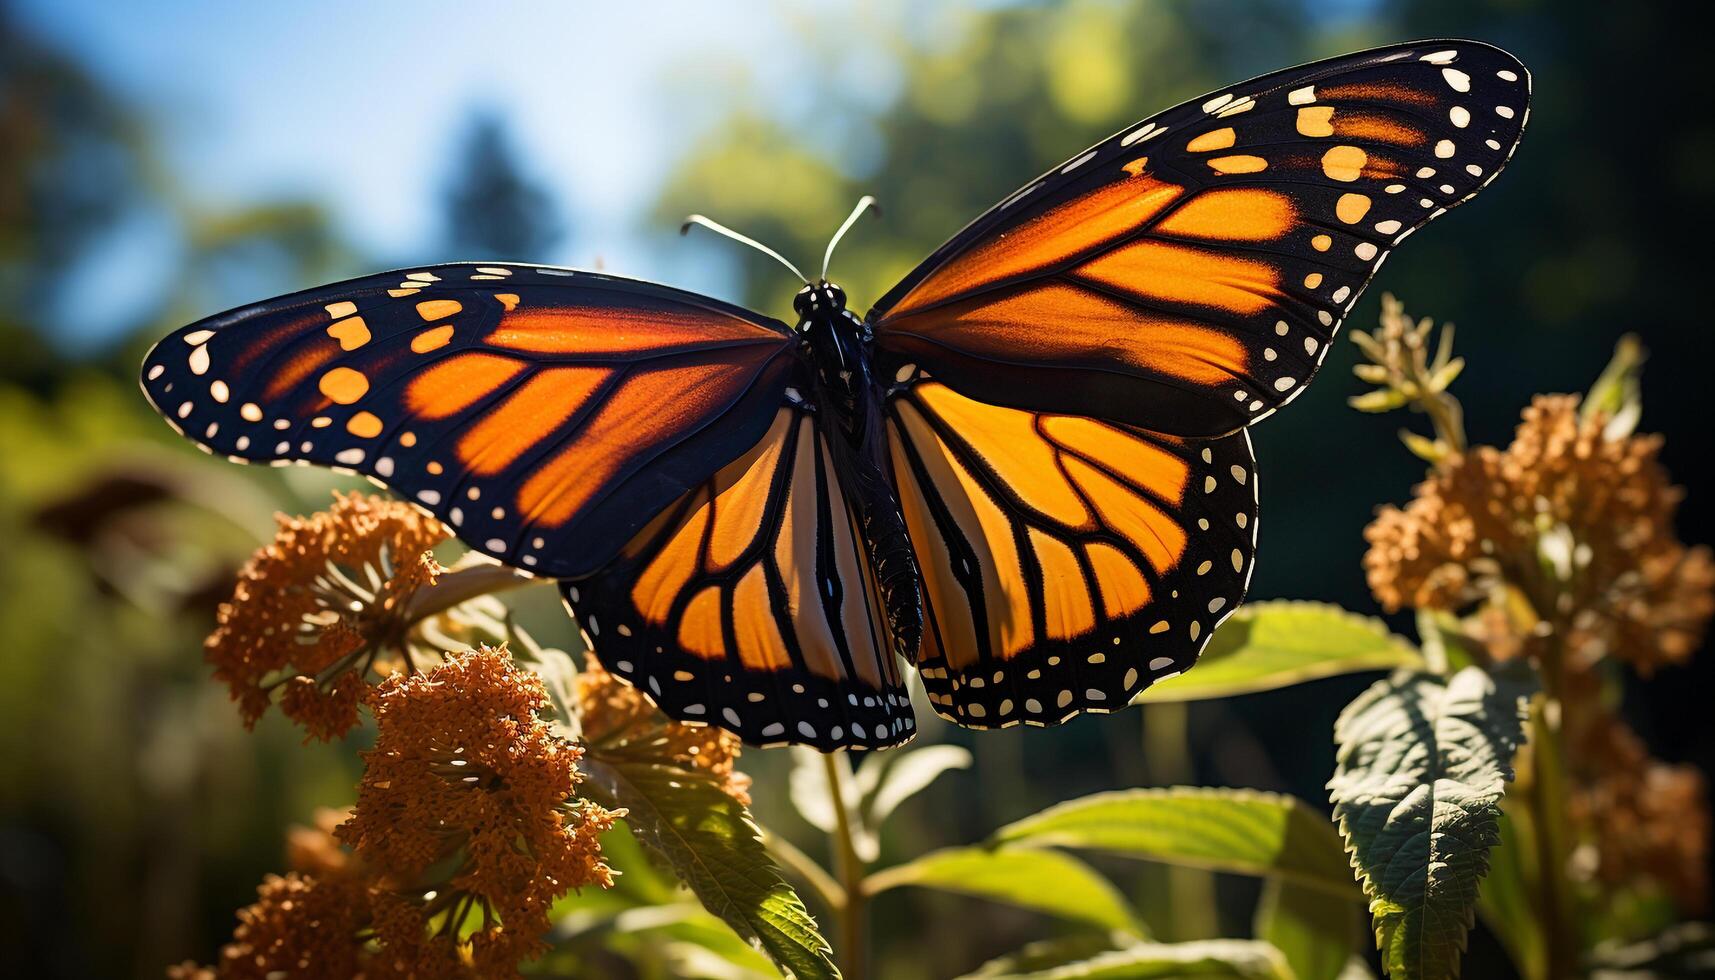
[546,902,779,980]
[1328,667,1532,980]
[959,940,1295,979]
[1136,601,1422,702]
[578,756,840,980]
[788,746,843,835]
[505,629,582,739]
[991,787,1358,899]
[867,845,1141,934]
[1255,878,1360,980]
[960,934,1135,979]
[1581,333,1646,440]
[855,743,973,831]
[787,747,883,863]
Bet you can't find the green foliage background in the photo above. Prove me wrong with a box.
[2,1,1710,976]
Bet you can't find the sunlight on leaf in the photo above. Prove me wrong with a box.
[959,934,1136,979]
[960,939,1295,979]
[1329,667,1532,980]
[992,787,1358,898]
[1137,601,1422,703]
[867,845,1141,935]
[856,744,973,831]
[578,757,840,980]
[789,746,842,835]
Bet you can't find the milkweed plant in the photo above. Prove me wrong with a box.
[171,296,1710,980]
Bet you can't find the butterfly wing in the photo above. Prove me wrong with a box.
[140,263,799,578]
[563,400,915,750]
[869,40,1529,437]
[886,372,1256,726]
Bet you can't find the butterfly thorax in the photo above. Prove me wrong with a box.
[794,281,924,659]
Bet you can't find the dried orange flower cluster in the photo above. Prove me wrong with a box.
[1363,384,1713,917]
[1365,395,1715,673]
[1568,713,1709,913]
[181,649,619,978]
[342,646,620,975]
[168,872,371,980]
[206,492,448,739]
[576,653,753,805]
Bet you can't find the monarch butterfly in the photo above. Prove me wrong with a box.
[142,40,1529,751]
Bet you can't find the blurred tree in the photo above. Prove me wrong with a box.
[439,111,563,260]
[0,6,139,293]
[1,11,361,978]
[1,5,144,384]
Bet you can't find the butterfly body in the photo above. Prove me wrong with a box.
[141,40,1530,750]
[793,280,926,660]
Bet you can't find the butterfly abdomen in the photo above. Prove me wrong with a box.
[856,464,924,657]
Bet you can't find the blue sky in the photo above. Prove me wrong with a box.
[14,0,918,342]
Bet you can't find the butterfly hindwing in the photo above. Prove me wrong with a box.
[140,264,798,578]
[869,40,1529,437]
[886,373,1257,728]
[563,400,915,750]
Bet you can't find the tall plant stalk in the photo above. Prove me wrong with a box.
[824,752,868,979]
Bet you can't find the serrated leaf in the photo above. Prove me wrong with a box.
[578,756,839,980]
[1328,667,1532,980]
[1136,601,1422,703]
[959,939,1295,979]
[856,744,973,831]
[867,845,1141,934]
[1255,878,1360,980]
[991,787,1357,898]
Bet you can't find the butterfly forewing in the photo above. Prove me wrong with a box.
[140,264,798,578]
[563,401,915,749]
[869,40,1529,437]
[885,373,1257,726]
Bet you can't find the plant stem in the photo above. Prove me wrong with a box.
[404,559,538,621]
[1422,390,1467,455]
[1141,703,1217,940]
[823,751,867,980]
[1522,643,1578,979]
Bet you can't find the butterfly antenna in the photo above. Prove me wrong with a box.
[680,214,809,285]
[822,195,879,282]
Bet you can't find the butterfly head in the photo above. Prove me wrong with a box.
[793,281,847,319]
